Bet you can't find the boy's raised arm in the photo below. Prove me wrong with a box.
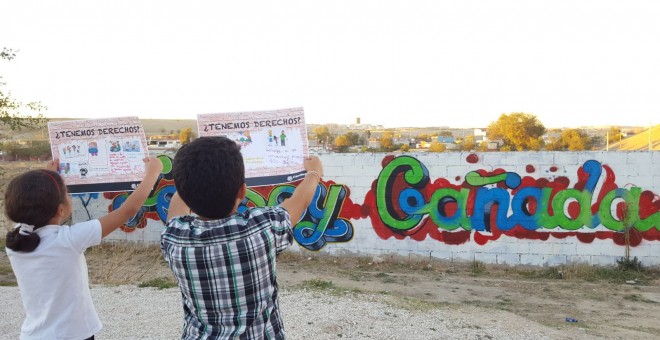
[280,156,323,224]
[98,157,163,237]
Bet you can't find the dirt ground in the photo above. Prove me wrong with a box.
[3,242,659,339]
[1,162,660,339]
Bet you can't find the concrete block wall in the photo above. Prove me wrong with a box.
[73,151,660,267]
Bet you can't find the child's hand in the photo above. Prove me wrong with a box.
[304,155,323,176]
[46,158,59,172]
[143,157,163,176]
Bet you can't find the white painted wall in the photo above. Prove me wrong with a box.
[74,151,660,267]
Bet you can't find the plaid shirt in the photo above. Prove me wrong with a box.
[161,206,294,339]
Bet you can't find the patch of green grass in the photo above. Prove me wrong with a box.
[0,281,17,287]
[138,277,176,290]
[470,261,487,275]
[616,257,643,272]
[0,265,13,275]
[339,270,363,281]
[300,279,335,290]
[518,267,563,279]
[375,272,396,283]
[385,295,451,312]
[581,267,653,284]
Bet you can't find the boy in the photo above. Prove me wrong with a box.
[161,136,323,339]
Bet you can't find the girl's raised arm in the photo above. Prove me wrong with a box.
[98,157,163,237]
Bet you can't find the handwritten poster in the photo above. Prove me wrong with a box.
[48,117,149,193]
[197,107,309,186]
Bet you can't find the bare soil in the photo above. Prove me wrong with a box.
[1,162,659,339]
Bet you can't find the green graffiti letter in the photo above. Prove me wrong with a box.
[551,189,593,230]
[376,156,429,231]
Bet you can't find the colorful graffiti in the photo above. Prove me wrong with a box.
[104,155,176,232]
[103,155,360,250]
[240,182,360,250]
[363,155,660,246]
[100,154,659,249]
[71,193,99,220]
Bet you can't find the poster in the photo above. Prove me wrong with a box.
[197,107,309,186]
[48,117,149,193]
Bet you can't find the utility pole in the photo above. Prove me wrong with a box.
[649,121,652,151]
[606,131,609,151]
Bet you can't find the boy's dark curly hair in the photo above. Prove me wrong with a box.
[172,136,245,219]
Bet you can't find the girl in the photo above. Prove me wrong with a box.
[5,157,162,340]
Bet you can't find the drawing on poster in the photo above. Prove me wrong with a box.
[197,107,309,186]
[48,117,149,193]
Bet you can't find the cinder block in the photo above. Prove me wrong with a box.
[473,252,499,264]
[627,151,653,165]
[554,152,579,166]
[596,152,628,167]
[567,255,592,265]
[493,253,522,266]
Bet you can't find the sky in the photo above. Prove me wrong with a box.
[1,0,659,129]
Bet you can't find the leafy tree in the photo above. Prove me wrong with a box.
[333,134,350,152]
[544,137,562,151]
[428,141,446,152]
[179,127,194,144]
[344,132,361,146]
[1,48,47,133]
[438,130,453,137]
[462,135,475,151]
[487,113,546,151]
[313,126,332,145]
[400,143,410,152]
[607,126,623,144]
[380,131,395,150]
[478,141,488,151]
[559,128,592,151]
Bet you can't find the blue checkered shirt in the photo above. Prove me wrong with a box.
[161,206,294,339]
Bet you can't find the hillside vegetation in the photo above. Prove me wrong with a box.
[606,124,660,151]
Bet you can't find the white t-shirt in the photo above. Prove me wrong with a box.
[7,220,103,340]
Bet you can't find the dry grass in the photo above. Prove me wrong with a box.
[85,242,171,285]
[608,124,660,150]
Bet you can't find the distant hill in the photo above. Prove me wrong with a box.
[140,119,197,136]
[1,118,199,141]
[605,125,660,151]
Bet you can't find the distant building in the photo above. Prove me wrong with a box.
[147,135,181,150]
[473,129,488,143]
[436,136,455,143]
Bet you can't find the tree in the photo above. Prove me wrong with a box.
[344,132,361,146]
[487,113,546,151]
[1,48,47,133]
[400,143,410,152]
[379,131,395,150]
[333,135,350,152]
[462,135,475,151]
[559,128,592,151]
[607,126,623,144]
[179,127,194,144]
[428,141,446,152]
[313,126,332,145]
